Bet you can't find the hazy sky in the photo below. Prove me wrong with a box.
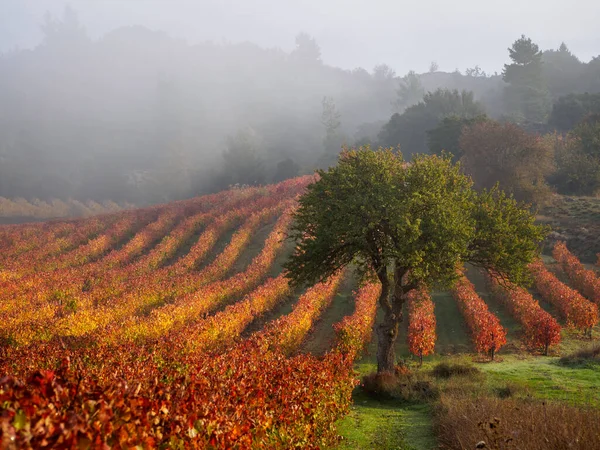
[2,0,599,74]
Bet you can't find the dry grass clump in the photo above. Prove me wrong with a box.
[361,366,439,402]
[432,362,481,379]
[559,343,600,366]
[435,395,600,450]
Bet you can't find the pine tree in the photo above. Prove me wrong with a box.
[503,35,551,123]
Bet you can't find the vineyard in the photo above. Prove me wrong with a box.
[0,177,599,448]
[0,198,131,221]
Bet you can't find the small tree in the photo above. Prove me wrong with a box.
[285,148,546,373]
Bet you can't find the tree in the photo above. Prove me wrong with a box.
[41,5,89,48]
[393,70,424,112]
[427,114,487,160]
[216,127,265,188]
[284,148,546,373]
[465,65,488,78]
[551,116,600,195]
[460,120,554,205]
[380,89,485,156]
[272,157,300,182]
[320,96,343,165]
[290,33,321,64]
[372,64,396,81]
[429,61,439,73]
[503,35,551,123]
[541,43,584,99]
[548,93,600,132]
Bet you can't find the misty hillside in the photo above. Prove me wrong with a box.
[1,7,599,207]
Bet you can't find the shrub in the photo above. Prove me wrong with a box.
[432,362,481,379]
[559,343,600,367]
[361,370,439,402]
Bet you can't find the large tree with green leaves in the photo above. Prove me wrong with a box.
[284,147,546,373]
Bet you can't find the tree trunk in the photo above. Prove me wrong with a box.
[375,264,413,374]
[377,307,399,373]
[375,270,396,374]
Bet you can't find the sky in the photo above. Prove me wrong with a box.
[1,0,599,74]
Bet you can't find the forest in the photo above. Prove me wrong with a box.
[1,7,599,205]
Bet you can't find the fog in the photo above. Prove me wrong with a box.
[0,1,599,204]
[4,1,600,73]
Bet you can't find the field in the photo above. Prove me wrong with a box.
[0,177,599,449]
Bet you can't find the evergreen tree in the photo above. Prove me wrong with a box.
[503,35,551,123]
[320,96,343,166]
[393,70,424,112]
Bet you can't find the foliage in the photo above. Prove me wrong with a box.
[0,206,387,448]
[558,343,600,367]
[542,43,585,101]
[488,274,561,354]
[451,274,507,359]
[334,282,381,360]
[321,96,344,164]
[0,198,128,220]
[407,288,437,364]
[460,119,554,205]
[379,89,485,156]
[431,362,481,379]
[393,70,424,112]
[251,271,344,355]
[285,147,545,372]
[216,127,266,188]
[272,157,300,182]
[290,32,322,64]
[548,92,600,132]
[426,114,487,160]
[529,260,598,335]
[503,35,551,122]
[0,178,310,346]
[553,241,600,306]
[0,343,356,449]
[550,118,600,195]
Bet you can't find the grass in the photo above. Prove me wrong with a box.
[300,272,357,356]
[336,194,600,448]
[538,195,600,264]
[335,275,600,448]
[559,342,600,368]
[337,390,434,450]
[226,220,276,276]
[435,394,600,450]
[431,291,471,356]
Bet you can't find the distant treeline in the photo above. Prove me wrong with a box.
[0,198,130,221]
[0,7,599,204]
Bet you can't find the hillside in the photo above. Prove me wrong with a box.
[0,177,599,448]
